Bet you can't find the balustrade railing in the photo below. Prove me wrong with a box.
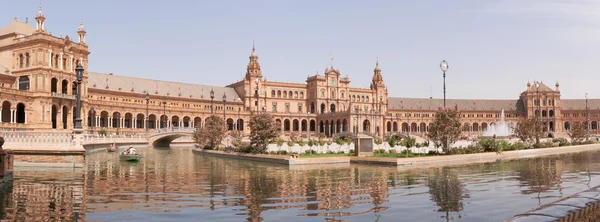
[0,131,73,149]
[148,127,196,136]
[81,134,147,145]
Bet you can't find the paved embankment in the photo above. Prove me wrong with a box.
[351,144,600,168]
[192,149,350,166]
[506,185,600,222]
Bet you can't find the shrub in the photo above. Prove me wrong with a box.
[327,141,332,146]
[400,149,412,155]
[509,141,529,150]
[98,129,108,136]
[415,143,422,148]
[287,140,296,147]
[423,140,430,147]
[298,141,306,147]
[337,151,345,154]
[388,136,397,148]
[403,136,416,148]
[203,145,213,150]
[349,149,355,153]
[374,137,383,145]
[552,138,569,147]
[305,150,317,154]
[328,150,336,154]
[277,150,288,155]
[374,149,386,154]
[307,139,315,147]
[334,136,345,145]
[389,149,397,154]
[276,138,284,147]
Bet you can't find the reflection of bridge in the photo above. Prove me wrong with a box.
[147,127,196,147]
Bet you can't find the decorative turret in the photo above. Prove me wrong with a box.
[245,42,262,80]
[35,5,46,32]
[77,20,86,44]
[371,59,384,89]
[555,81,560,91]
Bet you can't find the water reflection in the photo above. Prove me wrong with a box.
[427,168,470,221]
[4,149,600,221]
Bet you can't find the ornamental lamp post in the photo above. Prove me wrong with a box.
[115,112,120,135]
[440,60,449,108]
[145,92,150,134]
[586,93,589,141]
[210,88,215,114]
[74,64,84,132]
[255,78,259,113]
[162,96,167,129]
[223,93,227,129]
[90,107,95,134]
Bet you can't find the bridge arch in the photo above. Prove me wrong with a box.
[148,128,195,147]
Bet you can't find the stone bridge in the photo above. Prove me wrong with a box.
[147,127,196,147]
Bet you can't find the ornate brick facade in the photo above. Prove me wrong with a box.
[0,8,598,139]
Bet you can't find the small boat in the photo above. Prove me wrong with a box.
[107,146,118,152]
[120,154,142,161]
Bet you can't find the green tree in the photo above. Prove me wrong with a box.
[427,168,470,221]
[513,118,544,145]
[249,113,280,153]
[568,121,586,144]
[193,115,227,148]
[427,107,462,153]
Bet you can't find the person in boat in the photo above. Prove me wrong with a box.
[124,145,137,155]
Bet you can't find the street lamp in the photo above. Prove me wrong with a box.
[90,107,95,134]
[145,92,150,134]
[74,64,84,131]
[115,112,120,135]
[440,60,449,108]
[586,93,589,141]
[255,78,259,113]
[162,96,167,129]
[223,93,227,129]
[210,88,215,114]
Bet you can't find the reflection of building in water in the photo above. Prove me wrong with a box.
[84,150,398,221]
[2,170,84,221]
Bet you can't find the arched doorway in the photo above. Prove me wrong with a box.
[310,103,315,113]
[292,119,299,131]
[136,113,145,128]
[402,122,409,132]
[149,114,157,129]
[51,105,57,129]
[363,119,370,132]
[1,101,10,123]
[301,120,307,132]
[183,116,191,127]
[172,116,180,128]
[61,80,69,94]
[100,111,109,127]
[194,117,202,128]
[564,122,570,131]
[62,106,68,129]
[226,118,234,130]
[51,78,58,93]
[284,119,290,132]
[237,119,244,131]
[310,120,316,132]
[330,104,336,113]
[124,113,133,128]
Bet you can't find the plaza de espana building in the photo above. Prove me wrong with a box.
[0,8,597,139]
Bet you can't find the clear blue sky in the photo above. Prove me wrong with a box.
[2,0,599,99]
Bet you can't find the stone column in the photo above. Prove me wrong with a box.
[59,53,63,70]
[0,108,3,122]
[108,117,112,127]
[48,49,52,68]
[143,118,146,129]
[133,118,136,128]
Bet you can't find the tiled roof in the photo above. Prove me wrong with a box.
[88,72,242,102]
[561,99,600,110]
[389,97,524,112]
[525,82,555,92]
[0,21,34,36]
[0,64,9,74]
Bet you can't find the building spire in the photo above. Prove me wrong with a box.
[35,4,46,32]
[77,20,87,44]
[246,42,262,80]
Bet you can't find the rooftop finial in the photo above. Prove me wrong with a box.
[37,4,43,17]
[250,41,257,58]
[78,20,85,31]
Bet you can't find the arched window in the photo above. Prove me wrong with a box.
[62,80,69,94]
[18,54,24,68]
[300,92,304,99]
[321,89,325,98]
[330,104,336,113]
[25,53,30,68]
[271,90,275,97]
[331,89,335,98]
[294,91,298,98]
[320,103,325,113]
[283,91,287,98]
[366,96,370,102]
[277,90,281,98]
[341,91,345,99]
[51,78,58,93]
[18,76,30,91]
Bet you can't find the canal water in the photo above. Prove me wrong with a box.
[3,147,600,221]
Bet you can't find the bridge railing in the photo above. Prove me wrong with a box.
[81,134,147,145]
[0,131,73,149]
[148,127,196,136]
